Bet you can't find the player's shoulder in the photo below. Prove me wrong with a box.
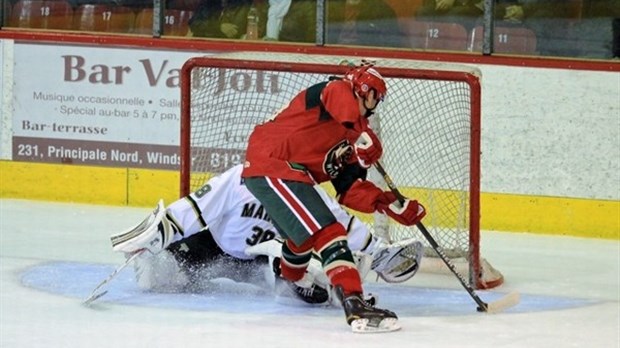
[325,78,352,92]
[220,164,244,183]
[209,165,245,191]
[320,79,359,123]
[322,78,355,102]
[323,80,355,100]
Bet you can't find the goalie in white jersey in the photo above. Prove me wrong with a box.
[111,164,423,304]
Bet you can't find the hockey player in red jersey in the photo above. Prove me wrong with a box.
[241,65,427,332]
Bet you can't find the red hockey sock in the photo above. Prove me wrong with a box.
[314,223,363,295]
[280,237,314,282]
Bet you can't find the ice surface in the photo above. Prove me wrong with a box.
[1,199,618,347]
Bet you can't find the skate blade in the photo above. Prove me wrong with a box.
[350,318,401,333]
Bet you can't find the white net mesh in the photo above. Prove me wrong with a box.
[181,52,502,289]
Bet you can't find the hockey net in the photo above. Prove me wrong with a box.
[179,52,504,289]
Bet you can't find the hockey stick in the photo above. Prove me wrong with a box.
[83,250,144,306]
[373,161,519,313]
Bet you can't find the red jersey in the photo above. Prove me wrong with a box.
[242,79,370,184]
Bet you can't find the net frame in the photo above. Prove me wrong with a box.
[179,52,501,289]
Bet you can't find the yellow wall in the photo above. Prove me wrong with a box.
[1,160,618,240]
[481,193,619,239]
[0,161,179,207]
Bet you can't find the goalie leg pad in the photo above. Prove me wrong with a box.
[247,239,331,304]
[371,238,423,283]
[111,200,176,254]
[132,249,189,291]
[272,257,330,304]
[352,251,373,280]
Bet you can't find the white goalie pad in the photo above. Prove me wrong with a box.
[245,239,331,290]
[353,251,374,280]
[244,238,283,259]
[132,250,189,291]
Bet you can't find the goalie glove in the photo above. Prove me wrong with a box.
[354,130,383,168]
[377,195,426,226]
[370,238,423,283]
[110,199,176,254]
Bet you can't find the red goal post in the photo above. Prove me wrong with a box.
[179,52,503,289]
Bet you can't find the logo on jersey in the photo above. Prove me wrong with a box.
[323,140,354,178]
[194,184,212,198]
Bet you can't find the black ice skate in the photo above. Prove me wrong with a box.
[273,258,329,304]
[335,286,400,333]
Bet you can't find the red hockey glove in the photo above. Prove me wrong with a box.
[338,179,393,213]
[377,196,426,226]
[354,130,383,168]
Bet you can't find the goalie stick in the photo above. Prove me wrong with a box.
[373,161,520,313]
[83,250,145,306]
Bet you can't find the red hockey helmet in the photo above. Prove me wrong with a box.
[345,65,387,102]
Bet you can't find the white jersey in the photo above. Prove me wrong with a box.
[166,165,372,260]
